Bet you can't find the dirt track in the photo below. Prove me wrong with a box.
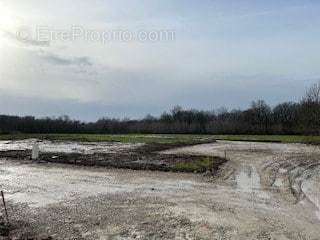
[1,141,320,239]
[163,141,320,239]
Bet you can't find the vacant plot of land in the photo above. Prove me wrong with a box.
[0,161,222,239]
[0,139,319,239]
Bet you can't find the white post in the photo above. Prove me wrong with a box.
[32,143,40,160]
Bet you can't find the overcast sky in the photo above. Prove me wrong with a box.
[0,0,320,121]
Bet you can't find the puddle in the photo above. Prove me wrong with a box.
[0,139,143,154]
[279,168,288,174]
[273,177,286,188]
[236,166,269,199]
[301,172,320,220]
[273,168,289,188]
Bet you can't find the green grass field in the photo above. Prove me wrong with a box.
[212,135,320,144]
[0,134,216,145]
[0,134,320,144]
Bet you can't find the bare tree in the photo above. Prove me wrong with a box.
[1,82,320,135]
[303,81,320,104]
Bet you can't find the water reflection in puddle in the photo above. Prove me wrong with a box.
[236,165,269,199]
[301,173,320,220]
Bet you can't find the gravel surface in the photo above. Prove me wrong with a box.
[0,140,319,239]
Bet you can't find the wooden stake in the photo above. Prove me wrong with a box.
[1,191,9,224]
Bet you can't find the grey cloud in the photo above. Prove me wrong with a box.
[0,91,164,122]
[40,53,93,67]
[0,73,311,121]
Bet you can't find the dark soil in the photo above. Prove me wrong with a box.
[0,143,227,174]
[0,220,10,239]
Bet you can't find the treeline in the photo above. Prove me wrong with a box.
[1,82,320,135]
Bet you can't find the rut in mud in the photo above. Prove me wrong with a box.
[163,141,320,239]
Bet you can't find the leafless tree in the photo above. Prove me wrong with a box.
[303,81,320,104]
[1,82,320,135]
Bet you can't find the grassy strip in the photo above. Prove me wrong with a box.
[212,135,320,144]
[0,134,216,145]
[0,134,320,144]
[173,156,224,173]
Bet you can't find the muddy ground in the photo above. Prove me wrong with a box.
[0,140,225,173]
[0,140,319,239]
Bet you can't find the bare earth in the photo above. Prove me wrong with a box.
[1,141,320,239]
[0,139,144,154]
